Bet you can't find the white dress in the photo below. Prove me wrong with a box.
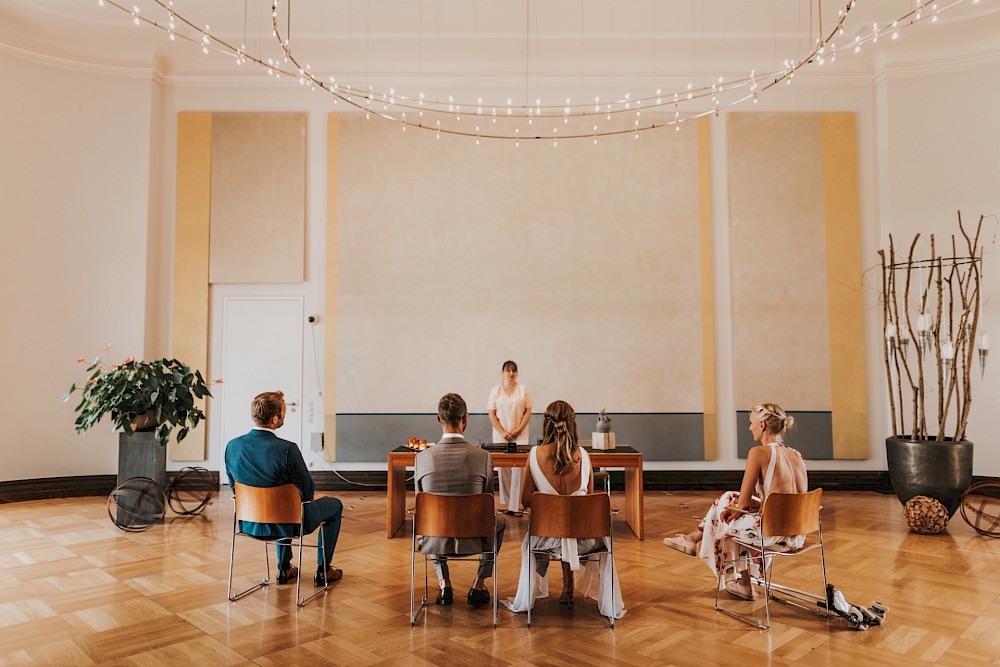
[487,382,532,508]
[503,446,626,619]
[697,442,807,587]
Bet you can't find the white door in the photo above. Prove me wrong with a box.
[217,296,304,474]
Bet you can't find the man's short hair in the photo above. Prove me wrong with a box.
[437,393,468,428]
[251,391,285,426]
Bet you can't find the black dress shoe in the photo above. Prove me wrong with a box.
[435,587,453,605]
[314,566,343,587]
[467,587,490,609]
[276,565,298,585]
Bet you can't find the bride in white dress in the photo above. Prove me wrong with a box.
[503,400,625,620]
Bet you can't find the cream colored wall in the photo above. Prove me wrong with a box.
[9,42,1000,477]
[0,52,154,480]
[335,115,705,415]
[209,112,307,284]
[728,113,832,410]
[877,59,1000,476]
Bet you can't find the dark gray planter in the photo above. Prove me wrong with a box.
[118,431,167,486]
[117,431,167,522]
[885,436,973,518]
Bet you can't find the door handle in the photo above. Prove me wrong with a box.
[287,402,298,413]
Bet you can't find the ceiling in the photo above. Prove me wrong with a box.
[2,0,998,111]
[4,1,999,72]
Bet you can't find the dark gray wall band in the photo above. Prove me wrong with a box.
[334,413,708,462]
[735,411,834,459]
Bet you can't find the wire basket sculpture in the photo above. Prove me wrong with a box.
[960,481,1000,538]
[165,466,217,516]
[108,477,166,532]
[109,467,217,532]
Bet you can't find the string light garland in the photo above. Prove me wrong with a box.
[98,0,987,142]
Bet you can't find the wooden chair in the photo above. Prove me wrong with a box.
[227,482,332,607]
[526,492,619,627]
[715,488,829,630]
[409,492,499,626]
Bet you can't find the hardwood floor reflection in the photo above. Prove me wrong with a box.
[0,489,998,665]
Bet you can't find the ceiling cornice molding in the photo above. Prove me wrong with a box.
[0,39,156,80]
[875,47,1000,82]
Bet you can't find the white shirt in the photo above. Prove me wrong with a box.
[487,382,532,444]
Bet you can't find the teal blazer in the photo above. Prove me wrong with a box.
[225,428,314,537]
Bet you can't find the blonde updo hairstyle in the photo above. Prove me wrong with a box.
[751,403,794,440]
[541,400,579,475]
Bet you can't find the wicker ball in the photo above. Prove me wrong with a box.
[959,482,1000,538]
[904,495,949,534]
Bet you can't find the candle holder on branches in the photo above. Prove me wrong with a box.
[878,212,989,528]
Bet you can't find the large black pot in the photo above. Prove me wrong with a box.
[885,436,973,518]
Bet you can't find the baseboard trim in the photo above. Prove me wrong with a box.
[2,471,996,501]
[0,471,221,504]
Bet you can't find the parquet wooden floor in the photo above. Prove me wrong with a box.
[1,489,998,666]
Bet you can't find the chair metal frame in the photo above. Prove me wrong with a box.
[591,469,612,496]
[525,492,618,628]
[228,482,331,607]
[408,492,499,627]
[715,488,830,630]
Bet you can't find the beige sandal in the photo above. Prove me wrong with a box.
[662,535,697,556]
[725,581,756,601]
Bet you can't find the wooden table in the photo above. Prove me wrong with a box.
[386,445,644,539]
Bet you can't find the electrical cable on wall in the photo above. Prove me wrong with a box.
[308,315,323,396]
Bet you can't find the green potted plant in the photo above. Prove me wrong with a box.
[65,349,213,447]
[878,213,989,522]
[64,348,215,506]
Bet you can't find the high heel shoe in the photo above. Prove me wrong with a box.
[559,587,574,608]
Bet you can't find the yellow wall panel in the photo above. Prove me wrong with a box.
[171,112,212,460]
[822,113,868,459]
[324,114,339,461]
[698,118,717,460]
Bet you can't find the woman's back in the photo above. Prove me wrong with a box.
[758,443,808,496]
[531,444,589,496]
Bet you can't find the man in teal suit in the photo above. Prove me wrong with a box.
[225,390,344,586]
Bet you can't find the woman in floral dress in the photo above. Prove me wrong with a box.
[663,403,808,600]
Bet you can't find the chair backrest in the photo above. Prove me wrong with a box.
[414,492,495,539]
[529,492,611,539]
[760,488,823,537]
[233,482,302,524]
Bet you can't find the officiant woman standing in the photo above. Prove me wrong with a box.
[487,360,533,514]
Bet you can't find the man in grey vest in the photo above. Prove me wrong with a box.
[414,393,505,608]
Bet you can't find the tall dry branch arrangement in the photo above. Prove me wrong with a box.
[878,213,987,441]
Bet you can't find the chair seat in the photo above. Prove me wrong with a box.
[730,537,822,557]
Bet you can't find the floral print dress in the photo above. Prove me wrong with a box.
[697,443,806,587]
